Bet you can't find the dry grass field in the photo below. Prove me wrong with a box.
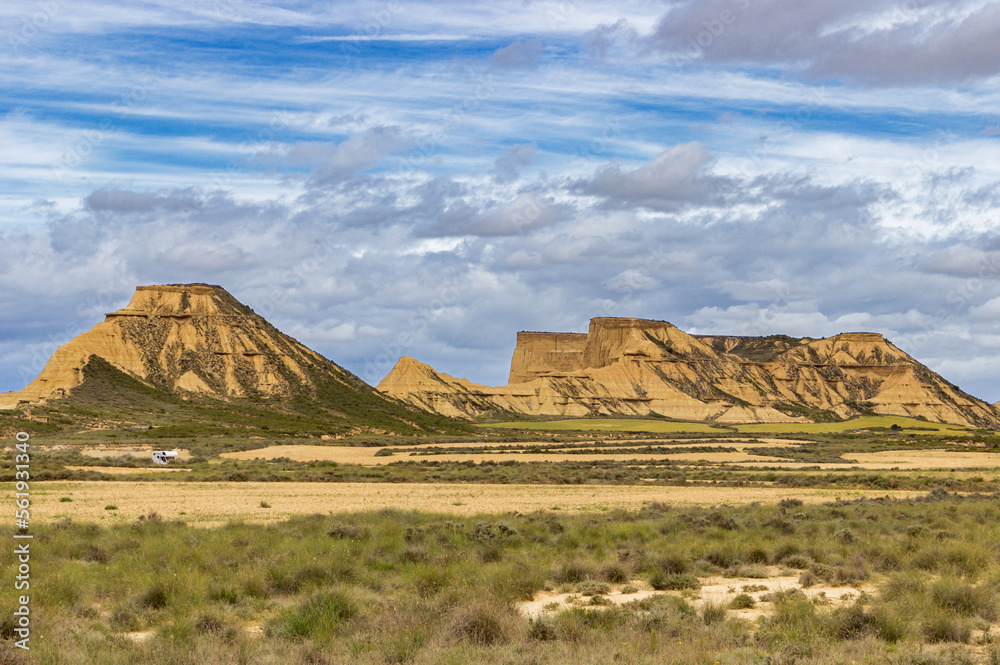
[30,480,922,526]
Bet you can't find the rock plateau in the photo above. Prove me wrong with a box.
[378,317,1000,428]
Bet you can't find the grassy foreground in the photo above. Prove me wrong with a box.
[3,492,1000,664]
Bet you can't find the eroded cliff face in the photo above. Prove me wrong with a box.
[378,317,1000,427]
[2,284,342,409]
[508,332,587,384]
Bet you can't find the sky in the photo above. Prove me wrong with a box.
[1,0,1000,402]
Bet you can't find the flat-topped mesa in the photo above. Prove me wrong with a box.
[508,332,588,383]
[835,332,884,342]
[379,316,1000,427]
[0,283,334,409]
[105,283,246,320]
[582,317,716,368]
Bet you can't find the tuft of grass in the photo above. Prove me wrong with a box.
[729,594,755,609]
[649,571,700,591]
[922,610,973,644]
[269,588,358,644]
[445,597,522,646]
[701,601,727,625]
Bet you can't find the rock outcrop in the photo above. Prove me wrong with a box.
[0,284,459,434]
[1,284,321,407]
[378,317,1000,427]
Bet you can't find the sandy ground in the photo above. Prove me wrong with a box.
[843,449,1000,469]
[28,481,922,527]
[217,440,799,466]
[64,466,191,474]
[519,571,873,621]
[74,446,193,460]
[212,442,1000,471]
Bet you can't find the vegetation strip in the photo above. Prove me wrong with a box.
[4,492,1000,664]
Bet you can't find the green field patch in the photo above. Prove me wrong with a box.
[482,418,731,433]
[733,415,970,434]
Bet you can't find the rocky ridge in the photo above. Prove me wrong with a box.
[378,317,1000,427]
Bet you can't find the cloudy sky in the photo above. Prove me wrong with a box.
[2,0,1000,402]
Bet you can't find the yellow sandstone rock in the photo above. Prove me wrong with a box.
[378,317,1000,427]
[0,284,332,410]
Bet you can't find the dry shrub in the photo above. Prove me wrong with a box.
[445,597,523,646]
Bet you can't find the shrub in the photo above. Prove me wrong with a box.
[829,602,879,640]
[576,580,610,596]
[701,601,727,625]
[730,594,755,609]
[782,554,812,569]
[757,591,824,646]
[702,549,737,568]
[271,589,358,643]
[445,598,521,646]
[834,528,855,544]
[601,563,628,583]
[728,564,769,579]
[554,561,592,584]
[929,578,995,620]
[657,553,690,575]
[527,616,557,641]
[649,571,700,591]
[922,611,973,644]
[139,583,170,609]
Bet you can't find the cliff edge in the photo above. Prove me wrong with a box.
[378,317,1000,427]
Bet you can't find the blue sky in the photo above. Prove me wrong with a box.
[2,0,1000,402]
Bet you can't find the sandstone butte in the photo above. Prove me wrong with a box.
[1,284,372,412]
[378,317,1000,428]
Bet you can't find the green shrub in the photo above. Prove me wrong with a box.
[139,583,170,609]
[929,578,995,620]
[649,571,699,591]
[729,594,755,609]
[701,601,727,625]
[922,610,973,643]
[270,588,358,643]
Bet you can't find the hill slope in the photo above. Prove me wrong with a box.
[1,284,466,436]
[378,317,1000,428]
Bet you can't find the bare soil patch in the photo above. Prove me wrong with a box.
[518,572,874,621]
[218,441,796,466]
[64,465,190,474]
[844,449,1000,469]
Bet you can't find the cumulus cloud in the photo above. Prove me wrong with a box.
[159,243,248,272]
[921,244,1000,277]
[491,38,543,68]
[284,126,409,186]
[647,0,1000,85]
[493,142,536,182]
[585,19,639,59]
[425,193,567,237]
[583,142,732,211]
[85,187,201,214]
